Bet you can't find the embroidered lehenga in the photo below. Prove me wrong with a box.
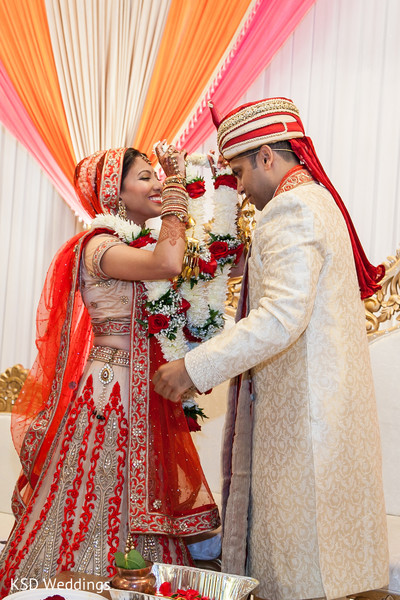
[0,204,219,594]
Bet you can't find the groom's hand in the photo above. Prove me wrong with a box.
[153,358,194,402]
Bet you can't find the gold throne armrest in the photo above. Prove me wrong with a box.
[0,364,29,413]
[365,249,400,339]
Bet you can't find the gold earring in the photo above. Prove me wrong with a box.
[118,199,127,220]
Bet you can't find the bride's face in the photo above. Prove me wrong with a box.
[119,157,162,224]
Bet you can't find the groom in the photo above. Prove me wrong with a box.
[153,97,388,600]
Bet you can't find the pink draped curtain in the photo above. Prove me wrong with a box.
[0,60,81,217]
[177,0,316,152]
[0,0,315,220]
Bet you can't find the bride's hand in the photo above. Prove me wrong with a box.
[207,150,229,177]
[155,141,186,178]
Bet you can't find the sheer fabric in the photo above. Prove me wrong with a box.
[0,60,77,210]
[11,231,94,508]
[10,227,218,536]
[133,0,253,156]
[176,0,316,152]
[0,0,76,180]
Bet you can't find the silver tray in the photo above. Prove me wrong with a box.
[108,563,259,600]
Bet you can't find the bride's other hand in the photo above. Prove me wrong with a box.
[207,150,229,177]
[155,141,186,178]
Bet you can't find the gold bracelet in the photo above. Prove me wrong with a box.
[164,175,186,185]
[161,212,189,225]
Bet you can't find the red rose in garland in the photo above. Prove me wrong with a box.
[209,240,230,260]
[128,233,157,248]
[186,180,206,199]
[148,314,170,334]
[234,243,244,264]
[227,242,244,264]
[186,415,202,432]
[198,257,218,276]
[178,298,191,313]
[214,173,237,190]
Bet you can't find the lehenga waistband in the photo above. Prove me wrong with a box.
[92,318,131,336]
[89,345,130,367]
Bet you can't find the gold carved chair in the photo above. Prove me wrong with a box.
[0,363,28,413]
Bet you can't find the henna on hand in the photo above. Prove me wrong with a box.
[158,216,186,246]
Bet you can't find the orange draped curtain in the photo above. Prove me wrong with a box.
[134,0,253,156]
[0,0,76,182]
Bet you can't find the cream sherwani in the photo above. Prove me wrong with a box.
[185,179,388,600]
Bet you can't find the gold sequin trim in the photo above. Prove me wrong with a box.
[89,345,130,367]
[92,237,123,280]
[92,318,130,336]
[217,98,300,145]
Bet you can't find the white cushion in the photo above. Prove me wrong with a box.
[0,512,14,542]
[369,329,400,516]
[0,413,21,514]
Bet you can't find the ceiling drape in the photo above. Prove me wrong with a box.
[133,0,254,156]
[176,0,316,152]
[0,60,77,210]
[45,0,172,161]
[0,0,316,220]
[0,0,76,180]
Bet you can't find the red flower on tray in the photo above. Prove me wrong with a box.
[159,582,173,596]
[158,582,212,600]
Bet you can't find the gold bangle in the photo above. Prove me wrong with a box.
[164,175,186,185]
[161,211,188,223]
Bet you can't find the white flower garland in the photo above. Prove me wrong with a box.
[212,183,239,236]
[89,159,242,424]
[181,158,241,345]
[91,213,145,243]
[137,271,190,361]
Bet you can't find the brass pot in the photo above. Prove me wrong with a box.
[111,560,156,593]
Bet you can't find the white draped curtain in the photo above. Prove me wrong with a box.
[1,0,400,374]
[0,124,78,372]
[45,0,171,160]
[199,0,400,265]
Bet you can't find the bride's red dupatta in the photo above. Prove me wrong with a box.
[10,228,220,535]
[10,230,102,516]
